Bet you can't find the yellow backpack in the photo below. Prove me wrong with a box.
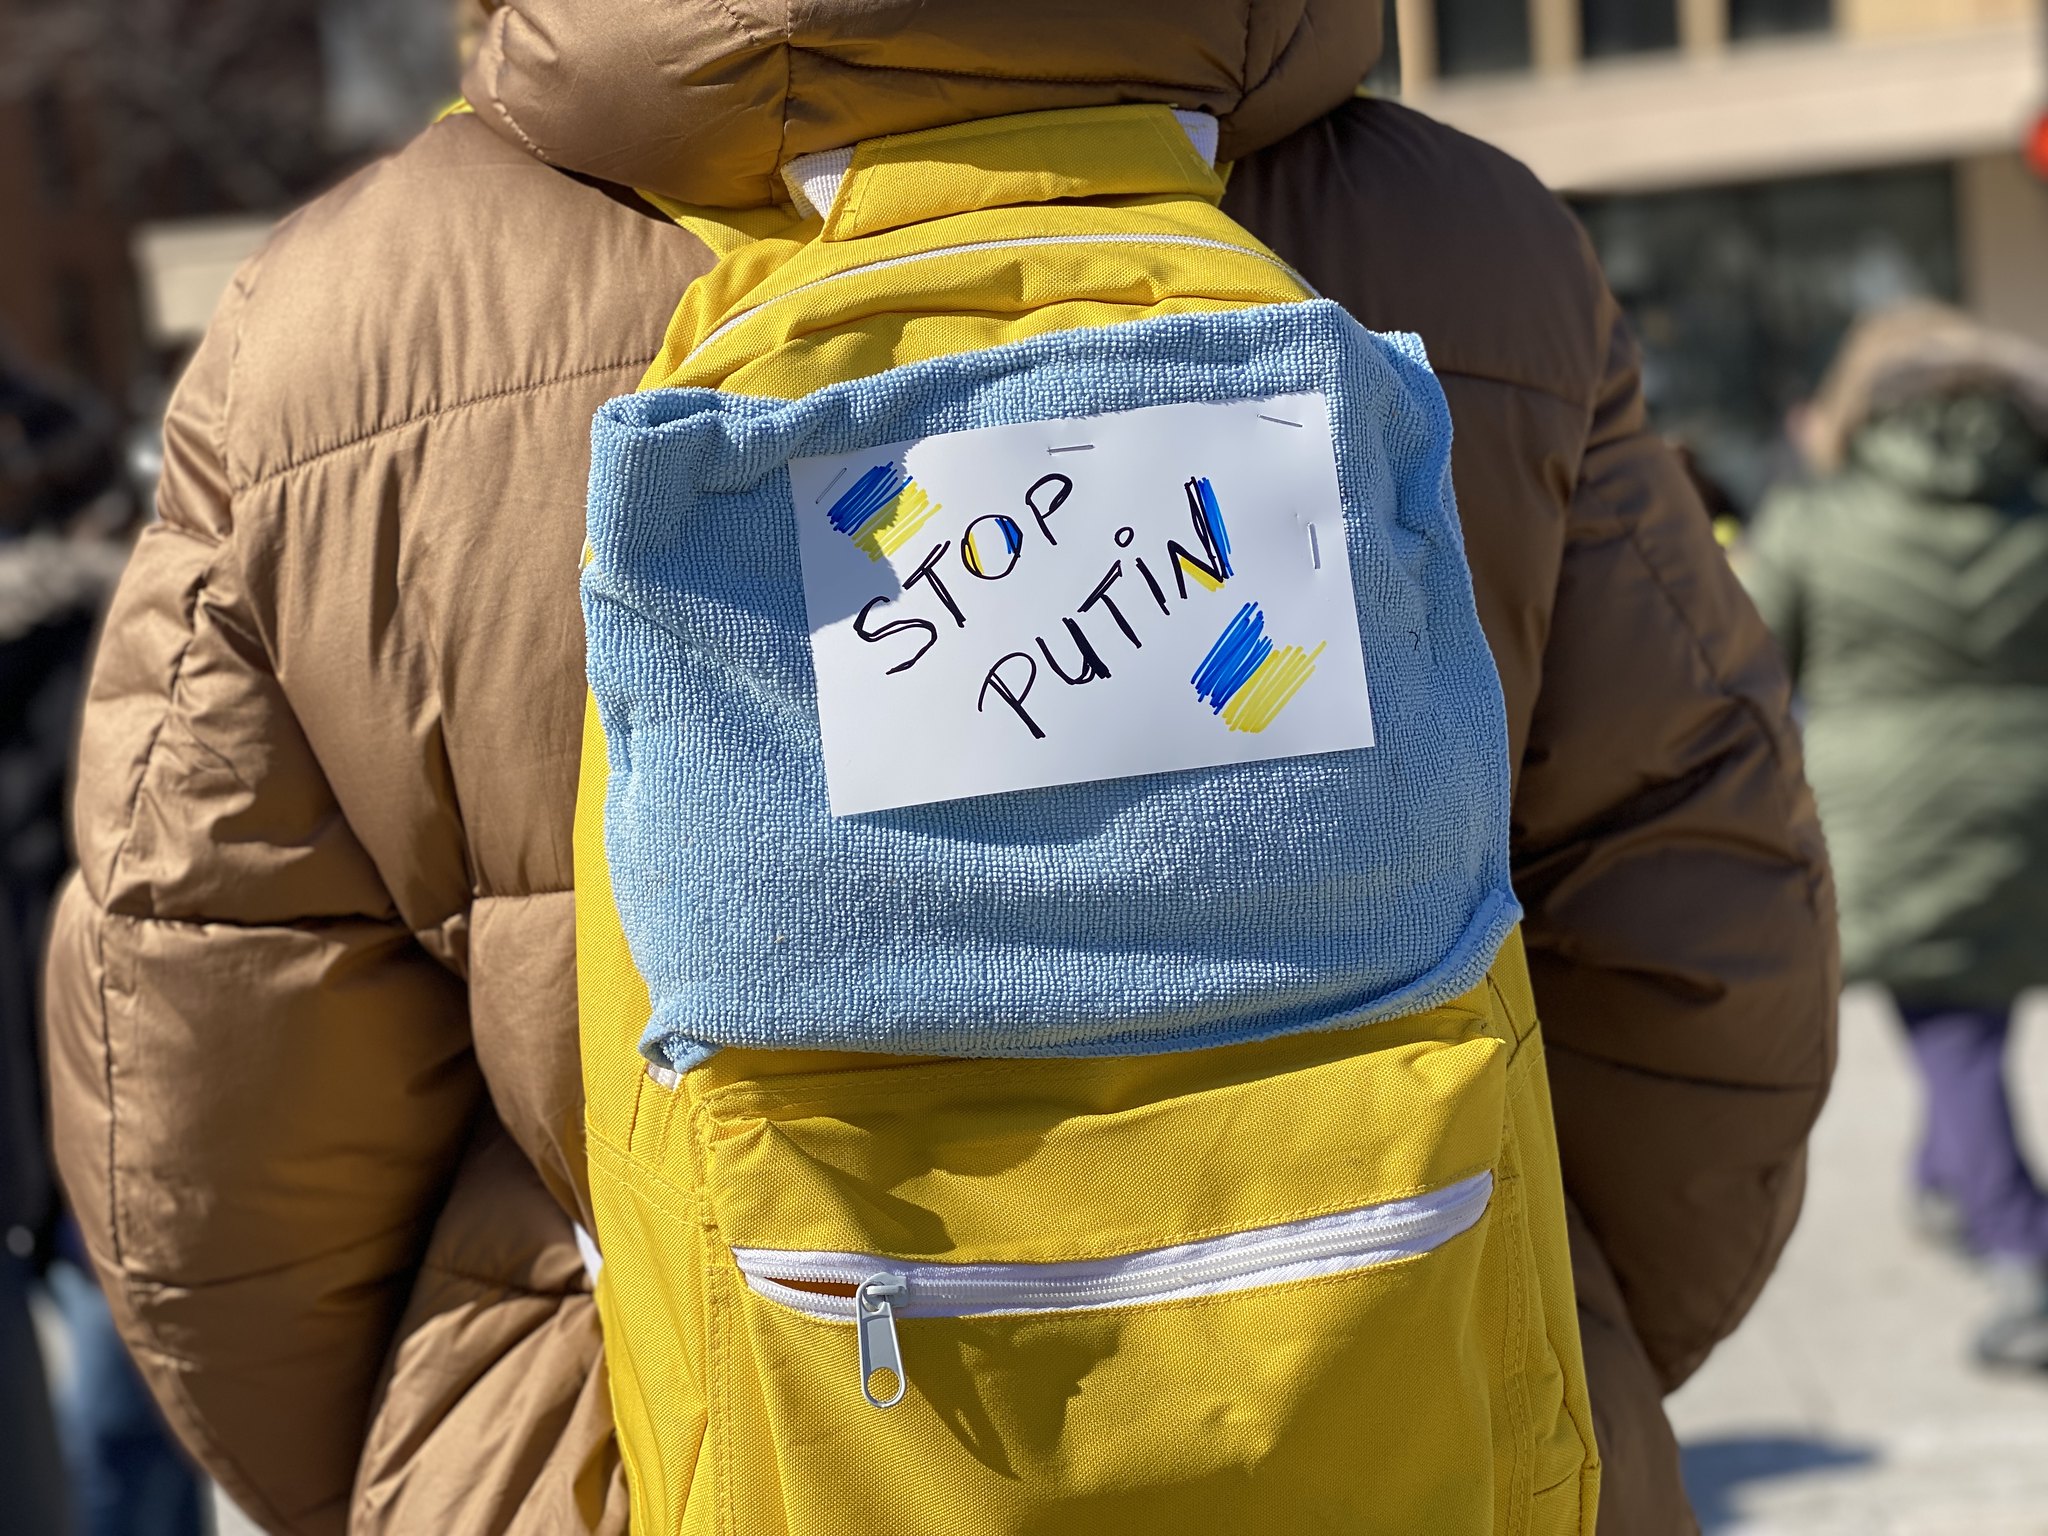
[574,104,1598,1535]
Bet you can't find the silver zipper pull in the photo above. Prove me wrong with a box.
[854,1273,907,1409]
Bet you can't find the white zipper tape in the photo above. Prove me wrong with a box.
[736,1169,1489,1318]
[733,1170,1492,1408]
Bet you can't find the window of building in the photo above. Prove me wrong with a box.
[1435,0,1532,79]
[1728,0,1834,41]
[1572,164,1959,511]
[1579,0,1679,59]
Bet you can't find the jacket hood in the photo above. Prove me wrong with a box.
[1804,302,2048,472]
[463,0,1382,208]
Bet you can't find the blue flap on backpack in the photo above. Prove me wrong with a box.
[583,301,1518,1071]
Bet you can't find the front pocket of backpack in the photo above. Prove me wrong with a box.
[687,1015,1530,1535]
[737,1168,1494,1408]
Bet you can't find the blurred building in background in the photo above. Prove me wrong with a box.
[4,1,2046,511]
[1384,0,2048,505]
[0,0,458,422]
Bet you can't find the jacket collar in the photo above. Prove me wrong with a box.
[463,0,1382,208]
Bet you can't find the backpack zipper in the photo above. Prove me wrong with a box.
[733,1169,1492,1409]
[684,232,1315,367]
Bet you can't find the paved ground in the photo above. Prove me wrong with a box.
[1668,985,2048,1535]
[190,989,2048,1534]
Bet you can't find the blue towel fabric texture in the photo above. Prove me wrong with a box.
[582,301,1520,1072]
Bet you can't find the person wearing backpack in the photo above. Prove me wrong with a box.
[44,4,1835,1533]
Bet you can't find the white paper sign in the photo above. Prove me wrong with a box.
[790,392,1374,816]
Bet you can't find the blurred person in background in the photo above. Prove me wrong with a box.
[0,352,204,1536]
[39,3,1835,1532]
[1744,303,2048,1371]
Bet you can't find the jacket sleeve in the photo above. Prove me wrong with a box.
[44,273,483,1535]
[1514,289,1838,1390]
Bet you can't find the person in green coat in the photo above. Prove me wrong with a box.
[1744,302,2048,1370]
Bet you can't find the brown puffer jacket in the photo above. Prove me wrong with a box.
[45,3,1836,1532]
